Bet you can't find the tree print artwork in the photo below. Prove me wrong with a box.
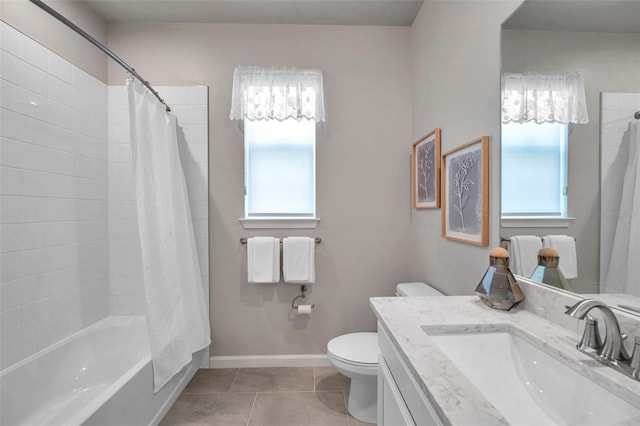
[449,151,481,234]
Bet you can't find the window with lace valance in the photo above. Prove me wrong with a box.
[229,66,325,122]
[501,71,589,124]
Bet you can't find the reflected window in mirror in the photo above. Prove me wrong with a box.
[501,121,568,218]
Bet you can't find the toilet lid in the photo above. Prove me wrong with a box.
[327,332,379,365]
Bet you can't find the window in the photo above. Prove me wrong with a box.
[501,121,568,218]
[229,65,324,224]
[244,118,316,218]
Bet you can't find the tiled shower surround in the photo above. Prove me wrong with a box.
[108,85,209,315]
[600,92,640,286]
[0,22,209,369]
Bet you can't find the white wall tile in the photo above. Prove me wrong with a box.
[109,143,132,163]
[1,50,21,84]
[0,22,109,369]
[187,86,208,105]
[0,108,21,140]
[108,86,127,105]
[619,93,640,111]
[109,220,139,239]
[17,31,48,71]
[47,52,72,84]
[180,124,208,144]
[48,75,73,107]
[21,323,52,359]
[47,100,73,129]
[108,163,133,181]
[21,90,48,121]
[0,224,20,253]
[110,277,144,295]
[1,79,22,112]
[0,23,20,56]
[19,60,48,97]
[1,279,22,312]
[72,87,93,113]
[0,335,22,370]
[71,65,96,95]
[1,307,23,339]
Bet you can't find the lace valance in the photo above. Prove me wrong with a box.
[230,66,325,122]
[501,72,589,124]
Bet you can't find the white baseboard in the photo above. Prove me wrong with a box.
[209,354,331,368]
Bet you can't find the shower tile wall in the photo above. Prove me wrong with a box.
[0,22,109,369]
[107,86,209,315]
[600,92,640,286]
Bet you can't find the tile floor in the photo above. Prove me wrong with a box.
[160,366,375,426]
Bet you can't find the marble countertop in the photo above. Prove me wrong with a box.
[370,296,640,425]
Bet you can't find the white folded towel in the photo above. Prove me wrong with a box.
[509,235,543,277]
[283,237,315,284]
[542,235,578,279]
[247,237,280,283]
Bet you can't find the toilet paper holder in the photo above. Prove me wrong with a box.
[291,285,315,310]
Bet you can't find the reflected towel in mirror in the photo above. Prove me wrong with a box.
[509,235,543,277]
[542,235,577,279]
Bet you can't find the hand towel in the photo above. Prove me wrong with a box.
[543,235,578,279]
[509,235,543,277]
[283,237,315,284]
[248,237,280,283]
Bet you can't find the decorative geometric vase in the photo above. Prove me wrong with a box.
[475,247,525,311]
[530,247,573,291]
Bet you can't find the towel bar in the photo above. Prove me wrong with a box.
[240,237,321,245]
[501,236,575,242]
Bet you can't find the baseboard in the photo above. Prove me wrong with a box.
[209,354,331,368]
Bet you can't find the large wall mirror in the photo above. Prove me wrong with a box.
[500,0,640,311]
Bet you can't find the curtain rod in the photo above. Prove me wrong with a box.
[28,0,171,112]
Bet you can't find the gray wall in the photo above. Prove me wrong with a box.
[106,23,413,356]
[501,29,640,293]
[0,0,107,82]
[409,1,521,296]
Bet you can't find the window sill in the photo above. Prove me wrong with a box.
[501,217,575,228]
[239,218,320,229]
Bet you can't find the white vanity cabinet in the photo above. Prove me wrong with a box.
[377,324,443,426]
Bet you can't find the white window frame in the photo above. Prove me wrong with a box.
[240,118,319,229]
[500,121,571,227]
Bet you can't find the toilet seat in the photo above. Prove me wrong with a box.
[327,332,379,367]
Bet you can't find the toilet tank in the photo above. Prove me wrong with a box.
[396,282,444,297]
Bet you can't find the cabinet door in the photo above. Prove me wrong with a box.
[378,356,416,426]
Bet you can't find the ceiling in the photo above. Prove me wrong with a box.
[502,0,640,34]
[84,0,425,26]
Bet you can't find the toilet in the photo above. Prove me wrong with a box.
[326,282,444,424]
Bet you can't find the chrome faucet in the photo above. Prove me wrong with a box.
[565,299,640,381]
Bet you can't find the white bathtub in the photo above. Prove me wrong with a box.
[0,316,204,426]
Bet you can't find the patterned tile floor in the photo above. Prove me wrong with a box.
[160,366,375,426]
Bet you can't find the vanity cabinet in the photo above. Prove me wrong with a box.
[377,324,443,426]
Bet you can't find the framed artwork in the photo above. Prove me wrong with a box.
[412,129,441,209]
[441,136,489,246]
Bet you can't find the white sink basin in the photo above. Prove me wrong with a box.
[428,329,640,426]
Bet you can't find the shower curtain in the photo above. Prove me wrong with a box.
[126,79,210,392]
[606,120,640,296]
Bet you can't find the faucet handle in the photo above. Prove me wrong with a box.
[578,315,603,351]
[630,337,640,371]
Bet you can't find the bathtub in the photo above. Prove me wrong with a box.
[0,316,204,426]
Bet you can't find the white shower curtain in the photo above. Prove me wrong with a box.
[126,79,210,392]
[606,120,640,295]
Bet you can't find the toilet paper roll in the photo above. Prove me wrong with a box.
[297,304,312,315]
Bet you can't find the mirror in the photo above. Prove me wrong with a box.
[500,0,640,310]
